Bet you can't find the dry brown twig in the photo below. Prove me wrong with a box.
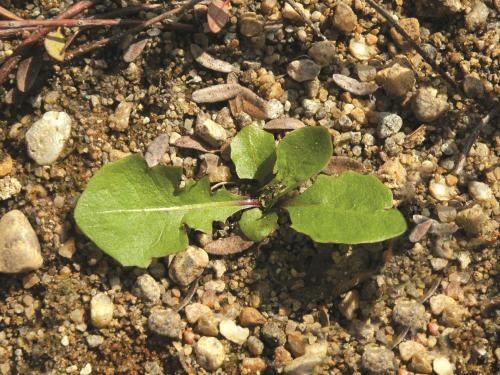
[285,0,326,40]
[0,5,23,21]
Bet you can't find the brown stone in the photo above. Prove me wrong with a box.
[239,307,266,327]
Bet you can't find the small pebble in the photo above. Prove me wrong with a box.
[219,319,249,345]
[90,293,114,328]
[185,303,212,324]
[411,351,433,374]
[169,246,209,286]
[247,336,265,355]
[133,274,161,303]
[287,60,321,82]
[308,41,336,67]
[465,1,489,31]
[468,181,493,202]
[284,354,324,375]
[433,357,454,375]
[429,176,456,201]
[197,314,219,336]
[241,357,267,373]
[392,299,427,330]
[463,74,484,98]
[429,294,456,315]
[195,336,225,371]
[0,153,13,177]
[361,345,395,374]
[332,2,357,33]
[274,346,293,367]
[86,335,104,348]
[338,290,359,320]
[398,340,426,362]
[377,113,403,138]
[262,322,286,347]
[412,87,449,122]
[109,102,133,131]
[0,210,43,273]
[26,111,72,165]
[80,363,92,375]
[376,63,415,97]
[58,238,76,259]
[195,115,227,147]
[148,308,184,338]
[239,307,266,327]
[349,37,378,61]
[286,331,307,357]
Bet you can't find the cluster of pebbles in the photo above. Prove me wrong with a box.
[0,0,498,374]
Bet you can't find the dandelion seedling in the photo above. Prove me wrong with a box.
[75,126,407,267]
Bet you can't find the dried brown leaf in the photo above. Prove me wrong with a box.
[16,54,42,93]
[332,74,379,96]
[44,28,66,62]
[204,235,254,255]
[190,44,239,73]
[207,0,230,34]
[191,84,241,103]
[175,136,217,153]
[145,134,169,168]
[322,156,366,176]
[123,38,149,63]
[409,219,433,242]
[264,117,305,131]
[239,87,269,120]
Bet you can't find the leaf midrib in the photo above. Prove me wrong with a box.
[97,200,249,215]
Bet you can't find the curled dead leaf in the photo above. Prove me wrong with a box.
[207,0,230,34]
[264,117,305,131]
[175,136,217,153]
[190,44,240,73]
[191,84,241,103]
[16,53,42,93]
[145,134,169,168]
[322,156,366,176]
[44,28,66,62]
[204,235,254,255]
[123,38,149,63]
[239,86,270,120]
[332,74,379,96]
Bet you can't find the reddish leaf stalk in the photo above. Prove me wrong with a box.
[0,18,143,29]
[0,5,23,21]
[240,199,261,208]
[65,0,203,60]
[0,0,94,85]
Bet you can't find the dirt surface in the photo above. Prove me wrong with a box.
[0,0,499,374]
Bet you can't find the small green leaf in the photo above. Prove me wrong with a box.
[75,155,255,267]
[274,126,332,190]
[284,172,407,244]
[239,208,278,241]
[231,125,276,182]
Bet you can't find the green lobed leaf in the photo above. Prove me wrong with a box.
[284,172,407,244]
[74,155,254,267]
[239,208,278,242]
[230,125,276,182]
[274,126,332,190]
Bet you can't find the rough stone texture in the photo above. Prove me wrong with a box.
[412,87,449,122]
[376,63,415,97]
[169,246,209,286]
[239,307,266,327]
[133,274,161,303]
[308,41,336,67]
[185,303,212,324]
[195,115,227,147]
[433,357,454,375]
[0,177,22,201]
[0,153,13,177]
[465,1,490,31]
[398,340,426,362]
[262,322,286,347]
[468,181,493,202]
[26,111,72,165]
[287,60,321,82]
[247,336,264,355]
[287,331,308,357]
[195,337,225,371]
[390,18,420,48]
[361,345,395,374]
[219,319,249,345]
[332,2,357,33]
[148,308,184,338]
[284,354,324,375]
[90,293,114,328]
[197,314,219,336]
[377,113,403,139]
[109,102,133,131]
[392,299,427,329]
[0,210,42,273]
[463,74,484,97]
[411,350,433,373]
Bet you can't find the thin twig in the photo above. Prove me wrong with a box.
[0,0,94,85]
[364,0,462,96]
[174,277,200,312]
[65,0,203,60]
[0,27,38,38]
[285,0,326,40]
[454,103,500,175]
[0,18,143,29]
[0,6,23,21]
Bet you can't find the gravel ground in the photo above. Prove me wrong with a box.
[0,0,499,374]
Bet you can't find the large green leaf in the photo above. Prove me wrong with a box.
[274,126,332,190]
[239,208,278,242]
[74,155,254,267]
[284,172,407,244]
[231,125,276,182]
